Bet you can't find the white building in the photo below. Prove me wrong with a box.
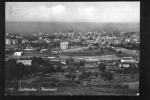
[14,52,22,56]
[17,60,32,65]
[22,39,28,44]
[12,39,17,45]
[40,49,48,53]
[125,38,131,43]
[121,57,136,63]
[119,57,138,68]
[5,38,11,45]
[60,42,68,49]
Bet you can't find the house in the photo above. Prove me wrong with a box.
[123,81,139,90]
[60,41,68,50]
[17,60,32,65]
[119,57,138,68]
[40,49,48,53]
[12,39,18,45]
[121,57,137,63]
[14,52,22,56]
[5,38,11,45]
[23,48,36,53]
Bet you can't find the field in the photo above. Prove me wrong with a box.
[5,47,139,61]
[5,71,139,95]
[61,48,139,58]
[5,47,139,95]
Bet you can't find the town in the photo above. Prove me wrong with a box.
[5,30,140,95]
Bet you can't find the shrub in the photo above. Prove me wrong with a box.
[101,71,113,82]
[98,63,106,72]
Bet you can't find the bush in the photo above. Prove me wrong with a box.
[101,71,113,82]
[39,81,58,87]
[5,61,31,81]
[98,63,106,72]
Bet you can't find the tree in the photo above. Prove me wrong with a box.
[79,71,90,80]
[95,72,98,77]
[30,62,40,74]
[98,62,106,72]
[15,63,28,80]
[55,65,64,72]
[31,57,45,64]
[31,57,48,74]
[99,47,103,54]
[79,60,85,67]
[5,63,15,81]
[42,64,55,74]
[5,60,31,89]
[101,71,113,86]
[66,72,76,81]
[7,59,17,64]
[124,66,139,74]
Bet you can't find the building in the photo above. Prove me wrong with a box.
[23,48,36,53]
[17,60,32,65]
[22,39,28,44]
[5,38,11,45]
[120,57,136,63]
[125,38,131,43]
[5,45,18,50]
[119,57,138,68]
[14,52,22,56]
[11,39,17,45]
[123,81,139,90]
[60,41,68,49]
[40,49,48,53]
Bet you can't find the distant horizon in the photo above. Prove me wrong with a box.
[6,2,140,33]
[6,21,140,24]
[5,21,140,33]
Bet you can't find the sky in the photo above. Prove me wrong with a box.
[5,2,140,23]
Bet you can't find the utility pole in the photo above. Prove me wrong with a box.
[19,79,22,89]
[59,48,61,56]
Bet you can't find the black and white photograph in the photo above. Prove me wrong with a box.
[5,2,140,95]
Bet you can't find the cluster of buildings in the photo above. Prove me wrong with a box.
[5,33,29,50]
[5,30,140,70]
[60,41,68,50]
[5,30,139,50]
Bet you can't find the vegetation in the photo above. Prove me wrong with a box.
[98,62,106,72]
[5,55,139,95]
[123,66,139,74]
[101,71,113,82]
[5,57,65,88]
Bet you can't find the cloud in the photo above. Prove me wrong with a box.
[51,5,66,14]
[5,2,140,22]
[76,6,96,22]
[6,5,67,21]
[78,6,95,16]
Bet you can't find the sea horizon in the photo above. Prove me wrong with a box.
[5,21,140,34]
